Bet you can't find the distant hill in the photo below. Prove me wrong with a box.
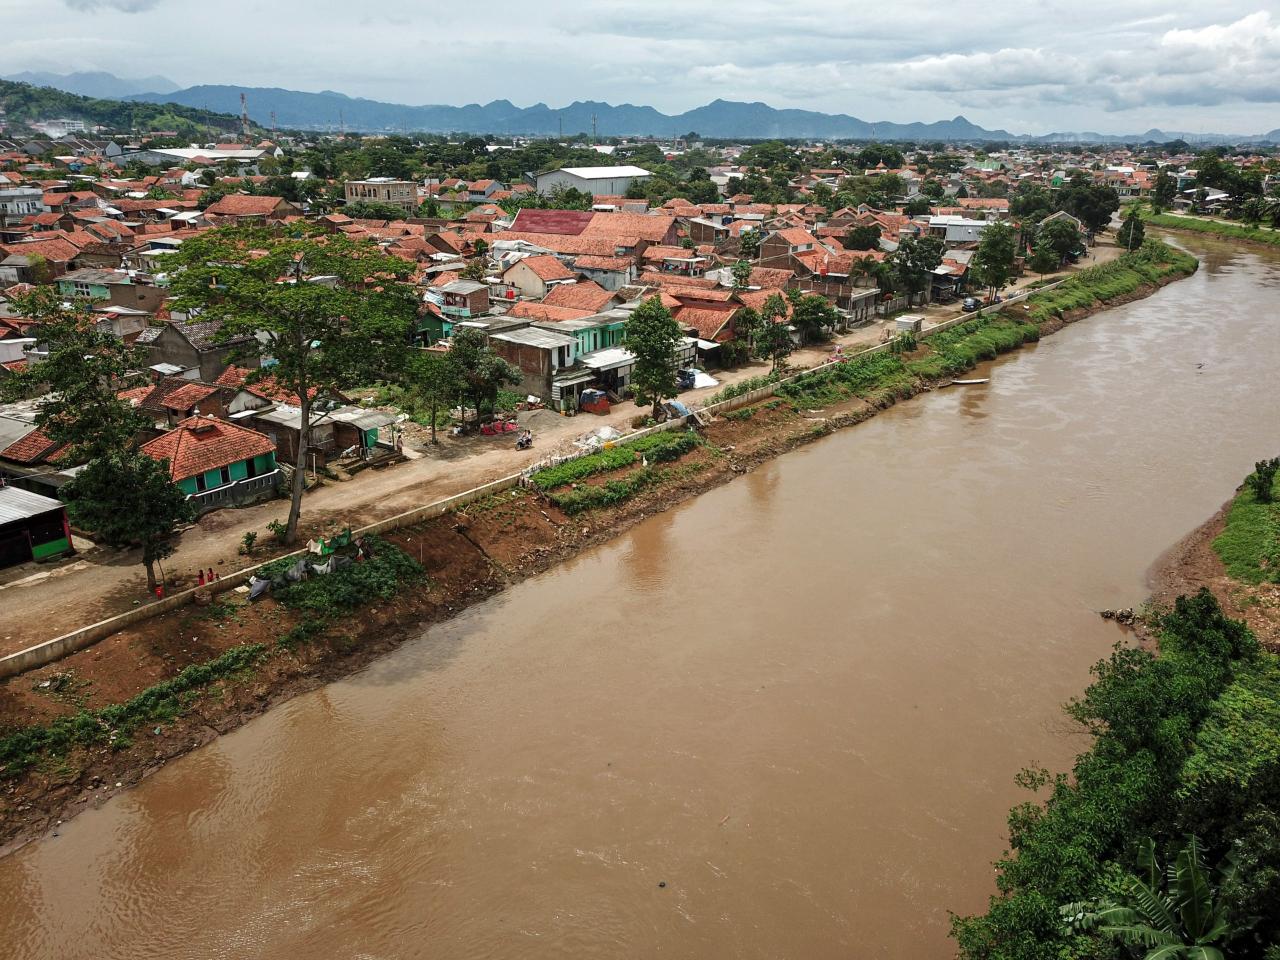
[126,85,1019,140]
[4,70,180,99]
[0,79,243,134]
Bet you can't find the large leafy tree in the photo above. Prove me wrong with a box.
[890,235,945,305]
[1060,175,1121,234]
[402,349,463,445]
[62,452,195,591]
[789,293,839,345]
[170,225,420,545]
[445,328,520,427]
[1038,218,1085,264]
[971,222,1019,299]
[1117,209,1146,252]
[623,296,682,418]
[1,287,149,462]
[1153,169,1178,212]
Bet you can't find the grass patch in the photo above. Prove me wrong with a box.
[548,462,706,515]
[707,371,786,404]
[529,430,701,491]
[0,643,267,778]
[1020,240,1197,323]
[1213,486,1280,585]
[1140,210,1280,248]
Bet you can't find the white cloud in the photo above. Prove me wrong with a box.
[62,0,159,10]
[4,2,1278,134]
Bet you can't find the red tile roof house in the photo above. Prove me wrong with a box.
[500,254,576,300]
[203,194,299,223]
[141,415,279,513]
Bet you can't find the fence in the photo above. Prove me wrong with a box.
[0,279,1072,680]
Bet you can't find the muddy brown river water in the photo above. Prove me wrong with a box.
[3,235,1279,960]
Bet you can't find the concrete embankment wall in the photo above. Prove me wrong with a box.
[0,279,1068,680]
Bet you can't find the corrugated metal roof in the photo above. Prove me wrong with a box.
[0,485,65,524]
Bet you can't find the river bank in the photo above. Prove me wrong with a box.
[1137,207,1280,249]
[0,242,1199,853]
[1146,490,1280,650]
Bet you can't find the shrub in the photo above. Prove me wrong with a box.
[529,431,699,491]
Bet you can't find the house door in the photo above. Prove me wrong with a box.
[0,529,33,569]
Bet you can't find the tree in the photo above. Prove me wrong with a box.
[890,235,945,305]
[790,293,838,345]
[1029,243,1059,278]
[1117,209,1146,252]
[460,259,487,281]
[738,229,761,259]
[403,350,463,444]
[61,451,195,591]
[970,222,1018,299]
[1153,169,1177,212]
[1244,457,1279,504]
[731,260,753,290]
[755,311,794,370]
[343,200,411,221]
[170,226,420,545]
[733,306,762,359]
[446,327,521,426]
[903,196,933,217]
[1,287,148,462]
[1038,217,1085,264]
[622,296,682,418]
[1063,837,1237,960]
[1061,175,1120,234]
[844,224,882,251]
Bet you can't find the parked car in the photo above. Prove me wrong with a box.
[961,297,981,312]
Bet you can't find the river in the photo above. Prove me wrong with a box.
[2,235,1278,959]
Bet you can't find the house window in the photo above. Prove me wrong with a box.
[219,466,232,487]
[194,473,207,492]
[244,457,259,479]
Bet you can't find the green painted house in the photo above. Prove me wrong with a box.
[141,416,280,513]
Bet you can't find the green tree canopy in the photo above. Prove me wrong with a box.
[622,296,682,417]
[169,225,421,544]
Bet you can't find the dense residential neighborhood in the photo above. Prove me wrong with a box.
[1,88,1278,589]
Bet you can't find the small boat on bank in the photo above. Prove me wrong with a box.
[947,378,990,386]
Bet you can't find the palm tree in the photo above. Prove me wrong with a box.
[1062,837,1236,960]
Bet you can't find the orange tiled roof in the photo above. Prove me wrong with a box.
[141,416,274,482]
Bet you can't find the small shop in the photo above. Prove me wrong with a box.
[0,485,73,569]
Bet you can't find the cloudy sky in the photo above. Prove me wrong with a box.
[6,0,1280,134]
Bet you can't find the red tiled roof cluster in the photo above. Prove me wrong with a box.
[141,416,274,482]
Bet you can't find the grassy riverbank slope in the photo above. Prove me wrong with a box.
[0,240,1199,851]
[1135,206,1280,249]
[953,463,1280,960]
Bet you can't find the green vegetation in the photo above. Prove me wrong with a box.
[0,644,266,778]
[778,351,915,407]
[706,371,787,404]
[549,462,706,515]
[952,590,1280,960]
[529,431,700,491]
[0,78,242,136]
[1212,469,1280,585]
[1022,241,1198,324]
[904,316,1040,380]
[259,536,424,617]
[1139,210,1280,248]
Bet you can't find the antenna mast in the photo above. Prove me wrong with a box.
[239,92,250,138]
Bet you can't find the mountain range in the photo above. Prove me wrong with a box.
[7,71,1278,144]
[4,70,180,99]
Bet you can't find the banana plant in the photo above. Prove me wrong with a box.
[1061,837,1236,960]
